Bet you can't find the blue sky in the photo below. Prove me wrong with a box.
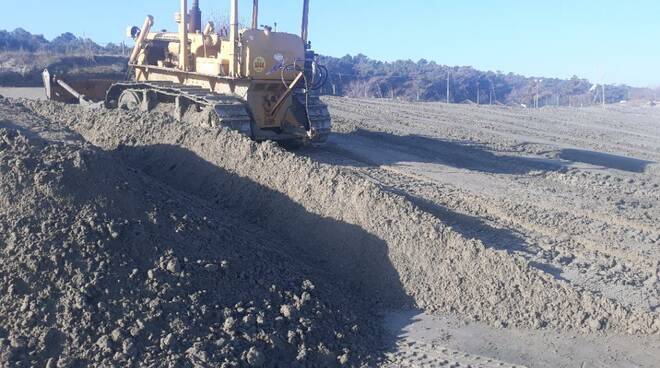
[1,0,658,87]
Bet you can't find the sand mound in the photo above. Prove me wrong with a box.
[18,98,658,336]
[0,109,381,366]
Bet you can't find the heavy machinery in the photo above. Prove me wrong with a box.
[43,0,331,144]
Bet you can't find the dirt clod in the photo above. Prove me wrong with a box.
[246,346,265,367]
[165,258,181,273]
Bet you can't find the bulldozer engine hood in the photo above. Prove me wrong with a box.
[241,29,305,80]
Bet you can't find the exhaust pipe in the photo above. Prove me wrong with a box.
[301,0,310,45]
[179,0,190,71]
[229,0,238,77]
[189,0,202,33]
[252,0,259,30]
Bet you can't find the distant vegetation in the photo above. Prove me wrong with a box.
[0,29,127,87]
[318,55,658,107]
[0,28,657,106]
[0,28,123,55]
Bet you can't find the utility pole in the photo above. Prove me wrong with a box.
[446,70,450,104]
[535,79,541,109]
[602,84,606,107]
[477,88,480,105]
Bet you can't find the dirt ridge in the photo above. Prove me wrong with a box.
[0,102,383,367]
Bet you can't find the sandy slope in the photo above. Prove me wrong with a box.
[0,97,382,367]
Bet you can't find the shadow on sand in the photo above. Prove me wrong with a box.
[559,148,653,173]
[113,143,414,310]
[308,129,654,175]
[382,184,566,281]
[299,129,569,280]
[311,129,564,175]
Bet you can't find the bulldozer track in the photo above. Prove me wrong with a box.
[383,339,528,368]
[106,81,331,143]
[295,92,332,143]
[106,80,253,137]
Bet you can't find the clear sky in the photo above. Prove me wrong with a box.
[1,0,658,87]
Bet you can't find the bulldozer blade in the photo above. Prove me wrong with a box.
[42,69,117,106]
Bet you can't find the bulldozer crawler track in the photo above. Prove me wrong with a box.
[106,81,253,137]
[296,93,331,143]
[105,82,331,144]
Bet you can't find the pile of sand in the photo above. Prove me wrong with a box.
[0,103,381,367]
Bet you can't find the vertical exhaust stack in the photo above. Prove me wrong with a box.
[179,0,190,71]
[301,0,310,45]
[189,0,202,33]
[252,0,259,30]
[229,0,239,77]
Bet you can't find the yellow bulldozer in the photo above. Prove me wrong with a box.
[43,0,331,144]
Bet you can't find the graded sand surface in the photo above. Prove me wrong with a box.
[316,97,660,312]
[310,97,660,367]
[0,90,658,367]
[0,88,44,100]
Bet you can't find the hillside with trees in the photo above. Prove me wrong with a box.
[0,28,123,55]
[0,29,126,86]
[318,55,654,107]
[0,28,656,106]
